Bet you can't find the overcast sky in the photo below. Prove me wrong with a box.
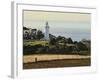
[23,10,91,41]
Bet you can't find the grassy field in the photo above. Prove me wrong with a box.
[23,58,90,69]
[24,40,48,46]
[23,54,91,69]
[23,40,91,69]
[23,54,90,63]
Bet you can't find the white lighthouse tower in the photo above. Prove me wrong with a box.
[45,21,50,40]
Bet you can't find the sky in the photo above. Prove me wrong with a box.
[23,10,91,41]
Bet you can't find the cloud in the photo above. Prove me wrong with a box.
[23,10,90,23]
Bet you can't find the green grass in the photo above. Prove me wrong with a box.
[23,40,49,46]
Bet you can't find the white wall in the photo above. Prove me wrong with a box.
[0,0,100,80]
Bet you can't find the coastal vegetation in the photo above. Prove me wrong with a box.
[23,27,90,55]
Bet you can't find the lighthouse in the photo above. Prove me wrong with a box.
[45,21,50,40]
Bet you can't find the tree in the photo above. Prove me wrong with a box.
[56,36,63,41]
[62,38,67,49]
[77,42,88,51]
[55,36,68,49]
[73,41,78,44]
[67,38,73,43]
[36,30,44,40]
[49,38,56,45]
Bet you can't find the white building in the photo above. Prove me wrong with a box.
[45,21,50,40]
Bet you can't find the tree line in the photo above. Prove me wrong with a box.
[23,27,90,55]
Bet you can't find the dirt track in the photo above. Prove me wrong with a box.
[23,58,90,69]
